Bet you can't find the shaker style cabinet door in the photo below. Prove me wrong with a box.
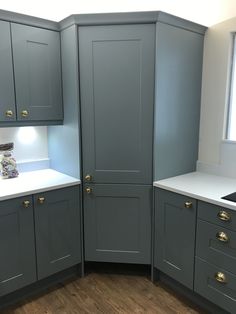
[0,21,16,122]
[0,196,36,296]
[154,188,197,289]
[11,24,63,122]
[34,186,81,280]
[79,24,155,184]
[84,184,152,264]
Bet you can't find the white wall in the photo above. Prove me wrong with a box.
[1,0,236,26]
[0,126,48,162]
[198,16,236,177]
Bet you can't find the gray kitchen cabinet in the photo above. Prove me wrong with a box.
[0,196,36,296]
[79,24,155,264]
[154,188,197,289]
[0,21,16,122]
[84,184,152,264]
[34,186,81,280]
[9,23,63,123]
[79,24,155,185]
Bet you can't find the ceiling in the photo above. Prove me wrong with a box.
[1,0,236,26]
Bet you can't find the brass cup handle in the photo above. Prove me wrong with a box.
[217,210,231,222]
[38,197,45,204]
[215,272,227,284]
[85,174,92,181]
[6,110,13,117]
[184,201,192,209]
[216,231,229,243]
[22,200,30,208]
[21,110,29,117]
[85,187,92,194]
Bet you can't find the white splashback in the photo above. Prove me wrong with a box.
[0,126,48,162]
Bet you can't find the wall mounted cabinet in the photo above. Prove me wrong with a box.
[0,22,63,125]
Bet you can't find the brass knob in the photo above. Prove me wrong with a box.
[217,210,231,222]
[22,200,30,208]
[184,201,192,209]
[85,187,92,194]
[216,231,229,243]
[6,110,13,117]
[21,110,29,117]
[215,272,227,284]
[85,174,92,182]
[38,197,45,204]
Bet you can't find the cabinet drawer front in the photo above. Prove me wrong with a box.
[195,257,236,313]
[196,220,236,274]
[198,201,236,231]
[155,189,196,289]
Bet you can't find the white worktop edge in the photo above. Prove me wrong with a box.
[0,169,81,201]
[153,172,236,211]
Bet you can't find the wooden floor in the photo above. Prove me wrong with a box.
[2,273,206,314]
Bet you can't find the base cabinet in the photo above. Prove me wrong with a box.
[34,187,81,279]
[0,185,81,297]
[0,196,36,296]
[154,188,196,289]
[84,184,152,264]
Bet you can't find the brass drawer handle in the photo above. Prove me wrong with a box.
[38,197,45,204]
[22,200,30,208]
[5,110,13,117]
[85,174,92,181]
[184,201,192,209]
[217,210,231,222]
[216,231,229,243]
[21,110,29,117]
[85,187,92,194]
[215,272,227,284]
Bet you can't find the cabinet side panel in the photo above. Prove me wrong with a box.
[48,25,81,179]
[154,22,204,180]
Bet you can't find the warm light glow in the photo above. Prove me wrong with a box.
[17,127,37,144]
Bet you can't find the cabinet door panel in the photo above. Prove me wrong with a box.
[0,196,36,296]
[79,24,155,184]
[154,188,196,289]
[11,24,63,121]
[84,184,151,263]
[34,186,81,280]
[0,21,16,122]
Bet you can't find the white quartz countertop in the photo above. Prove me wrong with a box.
[0,169,81,201]
[153,172,236,211]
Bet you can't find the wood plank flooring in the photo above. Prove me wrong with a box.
[2,272,206,314]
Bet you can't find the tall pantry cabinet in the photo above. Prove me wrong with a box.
[49,12,206,265]
[79,25,155,263]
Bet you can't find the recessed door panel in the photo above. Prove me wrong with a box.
[79,24,155,184]
[84,184,151,263]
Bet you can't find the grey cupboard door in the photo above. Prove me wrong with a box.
[84,184,152,264]
[0,21,16,122]
[34,186,81,280]
[0,196,36,296]
[79,24,155,184]
[11,24,63,122]
[154,188,197,289]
